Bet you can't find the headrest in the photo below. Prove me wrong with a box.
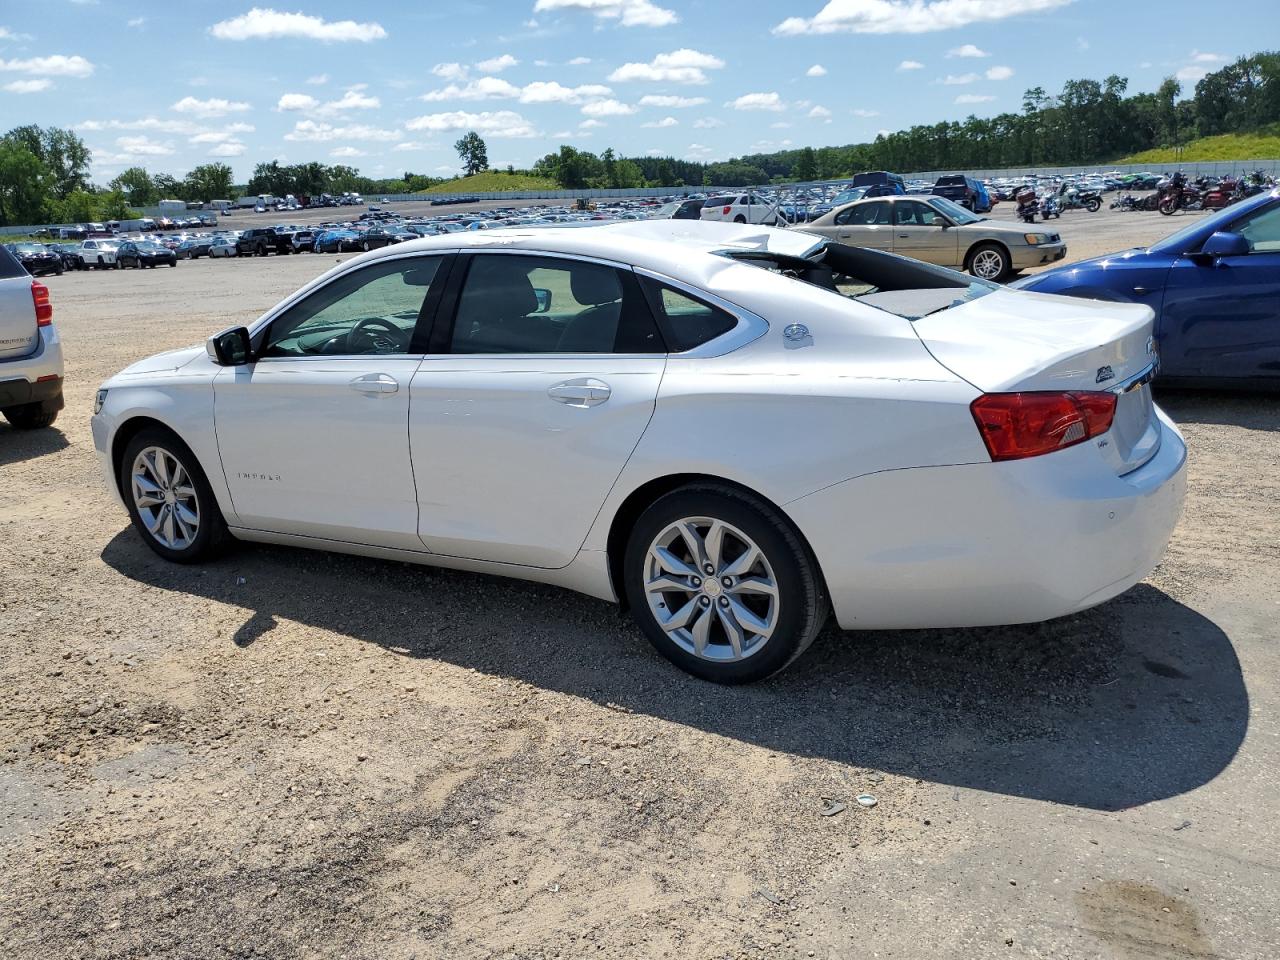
[462,258,538,316]
[570,266,622,306]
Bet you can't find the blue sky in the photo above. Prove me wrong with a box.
[0,0,1268,183]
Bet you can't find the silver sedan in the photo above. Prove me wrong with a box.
[804,195,1066,281]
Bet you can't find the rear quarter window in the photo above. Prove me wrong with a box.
[639,277,737,352]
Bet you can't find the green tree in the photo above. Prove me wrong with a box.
[110,167,157,205]
[793,146,818,181]
[0,140,49,226]
[4,125,90,200]
[183,163,234,202]
[454,131,489,176]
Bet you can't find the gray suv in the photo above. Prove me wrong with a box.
[0,244,64,429]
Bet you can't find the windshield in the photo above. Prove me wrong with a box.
[14,243,44,253]
[927,196,983,225]
[832,187,867,205]
[724,240,997,320]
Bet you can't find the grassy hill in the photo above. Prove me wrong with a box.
[1120,124,1280,164]
[420,171,560,194]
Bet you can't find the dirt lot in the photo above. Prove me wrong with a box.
[2,207,1278,959]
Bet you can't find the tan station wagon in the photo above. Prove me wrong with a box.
[804,195,1066,281]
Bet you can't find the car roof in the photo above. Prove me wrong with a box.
[351,219,826,285]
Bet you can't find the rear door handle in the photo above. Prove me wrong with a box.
[349,373,399,395]
[1132,286,1150,295]
[548,377,610,407]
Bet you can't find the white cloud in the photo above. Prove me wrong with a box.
[641,116,678,128]
[116,135,173,156]
[306,73,329,85]
[805,63,827,77]
[580,98,635,117]
[209,141,246,157]
[330,146,366,157]
[986,65,1014,80]
[171,96,250,117]
[4,79,52,93]
[520,80,612,103]
[225,122,255,134]
[284,120,401,142]
[1192,50,1227,63]
[947,43,989,57]
[422,78,612,104]
[685,143,713,159]
[692,117,724,128]
[209,8,386,43]
[567,56,592,65]
[897,59,924,70]
[851,108,879,117]
[775,0,1071,35]
[941,73,978,85]
[728,91,785,111]
[0,28,33,41]
[432,62,468,81]
[189,131,237,143]
[579,118,605,128]
[476,53,519,73]
[276,93,319,111]
[532,0,678,28]
[0,54,94,77]
[1176,65,1208,83]
[422,77,521,101]
[955,93,996,104]
[638,94,707,107]
[608,48,725,85]
[808,105,832,119]
[405,110,539,138]
[127,17,146,28]
[321,87,379,113]
[79,117,205,135]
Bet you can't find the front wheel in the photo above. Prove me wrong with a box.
[120,428,229,563]
[1159,197,1177,215]
[623,484,827,684]
[967,242,1010,282]
[1086,198,1101,213]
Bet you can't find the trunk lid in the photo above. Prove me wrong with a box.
[0,275,38,361]
[914,289,1161,474]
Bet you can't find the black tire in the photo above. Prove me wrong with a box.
[622,484,828,684]
[732,215,746,224]
[119,427,230,564]
[1086,198,1101,213]
[966,242,1011,282]
[168,261,176,267]
[55,265,63,276]
[3,399,59,429]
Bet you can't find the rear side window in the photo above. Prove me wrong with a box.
[639,277,737,352]
[0,244,26,279]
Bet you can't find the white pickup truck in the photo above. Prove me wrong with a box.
[0,244,64,429]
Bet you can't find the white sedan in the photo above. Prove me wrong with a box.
[91,220,1186,683]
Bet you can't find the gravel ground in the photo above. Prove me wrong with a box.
[1,206,1278,959]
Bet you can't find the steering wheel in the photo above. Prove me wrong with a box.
[345,316,409,354]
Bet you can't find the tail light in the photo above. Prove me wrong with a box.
[31,281,52,326]
[970,391,1117,462]
[723,205,732,215]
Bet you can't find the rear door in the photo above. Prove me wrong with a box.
[819,200,894,251]
[409,251,666,567]
[0,246,37,360]
[892,199,960,267]
[1158,199,1280,381]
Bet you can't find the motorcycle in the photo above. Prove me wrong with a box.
[1158,172,1201,215]
[1111,193,1140,211]
[1200,177,1241,211]
[1014,187,1040,224]
[1040,195,1061,220]
[1058,186,1102,212]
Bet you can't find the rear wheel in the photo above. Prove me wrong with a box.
[967,242,1010,282]
[733,215,746,224]
[120,427,228,563]
[3,399,59,429]
[623,484,827,684]
[1086,198,1101,212]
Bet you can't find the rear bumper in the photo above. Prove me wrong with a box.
[0,374,63,408]
[0,326,65,406]
[787,408,1187,630]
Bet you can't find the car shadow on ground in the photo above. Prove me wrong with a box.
[1156,388,1279,431]
[102,528,1247,814]
[0,424,69,467]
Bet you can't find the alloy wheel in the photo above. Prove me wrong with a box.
[643,516,779,662]
[131,446,201,550]
[971,249,1005,280]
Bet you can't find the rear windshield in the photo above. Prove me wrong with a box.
[723,241,997,320]
[935,175,966,186]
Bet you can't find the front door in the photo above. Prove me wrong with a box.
[1159,200,1280,381]
[410,252,666,568]
[892,199,960,267]
[213,253,448,549]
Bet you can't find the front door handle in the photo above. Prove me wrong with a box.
[548,378,610,407]
[1132,286,1150,295]
[349,373,399,395]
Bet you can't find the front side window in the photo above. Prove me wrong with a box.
[1233,203,1280,253]
[262,256,442,358]
[639,278,737,352]
[450,254,661,354]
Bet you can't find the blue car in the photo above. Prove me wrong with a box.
[1012,189,1280,388]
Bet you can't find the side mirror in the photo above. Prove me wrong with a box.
[532,287,552,313]
[206,326,252,366]
[1199,231,1250,258]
